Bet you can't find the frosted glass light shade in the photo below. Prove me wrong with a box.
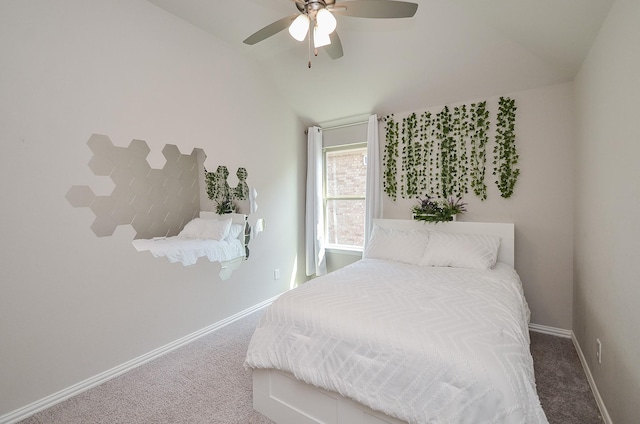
[289,14,310,41]
[316,8,337,34]
[313,26,331,48]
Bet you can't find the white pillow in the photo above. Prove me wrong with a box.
[178,218,207,238]
[199,218,232,240]
[419,231,500,270]
[363,225,430,265]
[179,217,232,240]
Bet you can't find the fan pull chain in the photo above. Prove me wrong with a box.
[308,28,311,68]
[313,23,318,58]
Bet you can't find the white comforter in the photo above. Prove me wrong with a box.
[131,236,244,266]
[245,259,548,424]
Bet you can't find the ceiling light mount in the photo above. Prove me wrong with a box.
[292,0,337,41]
[295,0,334,15]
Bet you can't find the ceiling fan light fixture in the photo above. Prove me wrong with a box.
[316,8,337,34]
[244,0,418,64]
[313,25,332,48]
[289,14,310,41]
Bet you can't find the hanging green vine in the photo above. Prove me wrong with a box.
[431,112,441,196]
[452,105,469,199]
[436,106,456,198]
[383,115,399,200]
[419,111,434,196]
[412,114,422,198]
[493,97,519,198]
[401,113,419,198]
[470,101,489,200]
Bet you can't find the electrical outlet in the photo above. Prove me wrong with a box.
[596,338,602,364]
[274,269,280,280]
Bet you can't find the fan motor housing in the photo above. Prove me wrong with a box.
[296,0,336,14]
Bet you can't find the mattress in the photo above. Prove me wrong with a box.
[245,258,547,424]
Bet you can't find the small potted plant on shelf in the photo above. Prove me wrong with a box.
[412,196,467,223]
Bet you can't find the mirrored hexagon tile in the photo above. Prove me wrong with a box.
[66,185,96,208]
[87,134,114,155]
[90,214,118,237]
[70,135,208,239]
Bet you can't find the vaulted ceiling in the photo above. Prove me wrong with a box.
[145,0,613,125]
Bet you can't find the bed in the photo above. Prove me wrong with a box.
[131,212,248,279]
[244,219,548,424]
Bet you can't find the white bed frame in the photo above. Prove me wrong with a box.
[252,220,515,424]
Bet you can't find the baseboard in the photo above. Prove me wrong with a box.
[0,295,279,424]
[571,333,613,424]
[529,322,572,338]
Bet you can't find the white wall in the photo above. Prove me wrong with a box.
[381,83,576,330]
[574,0,640,421]
[0,0,305,417]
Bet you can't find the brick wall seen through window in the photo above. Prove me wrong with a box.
[325,146,367,248]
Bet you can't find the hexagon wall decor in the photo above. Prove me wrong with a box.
[66,134,201,239]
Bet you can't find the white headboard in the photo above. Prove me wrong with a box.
[373,219,515,267]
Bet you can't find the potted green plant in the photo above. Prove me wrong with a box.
[412,196,467,223]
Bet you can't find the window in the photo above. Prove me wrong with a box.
[324,143,367,250]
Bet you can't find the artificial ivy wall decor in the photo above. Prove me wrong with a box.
[470,101,490,200]
[383,116,399,201]
[383,97,518,201]
[493,97,519,198]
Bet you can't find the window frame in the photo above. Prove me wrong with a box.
[323,142,367,252]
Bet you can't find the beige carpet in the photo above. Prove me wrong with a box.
[20,310,273,424]
[19,309,601,424]
[530,331,602,423]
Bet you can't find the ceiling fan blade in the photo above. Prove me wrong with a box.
[331,0,418,19]
[243,15,297,45]
[324,31,344,60]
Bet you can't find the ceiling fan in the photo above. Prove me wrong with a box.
[243,0,418,66]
